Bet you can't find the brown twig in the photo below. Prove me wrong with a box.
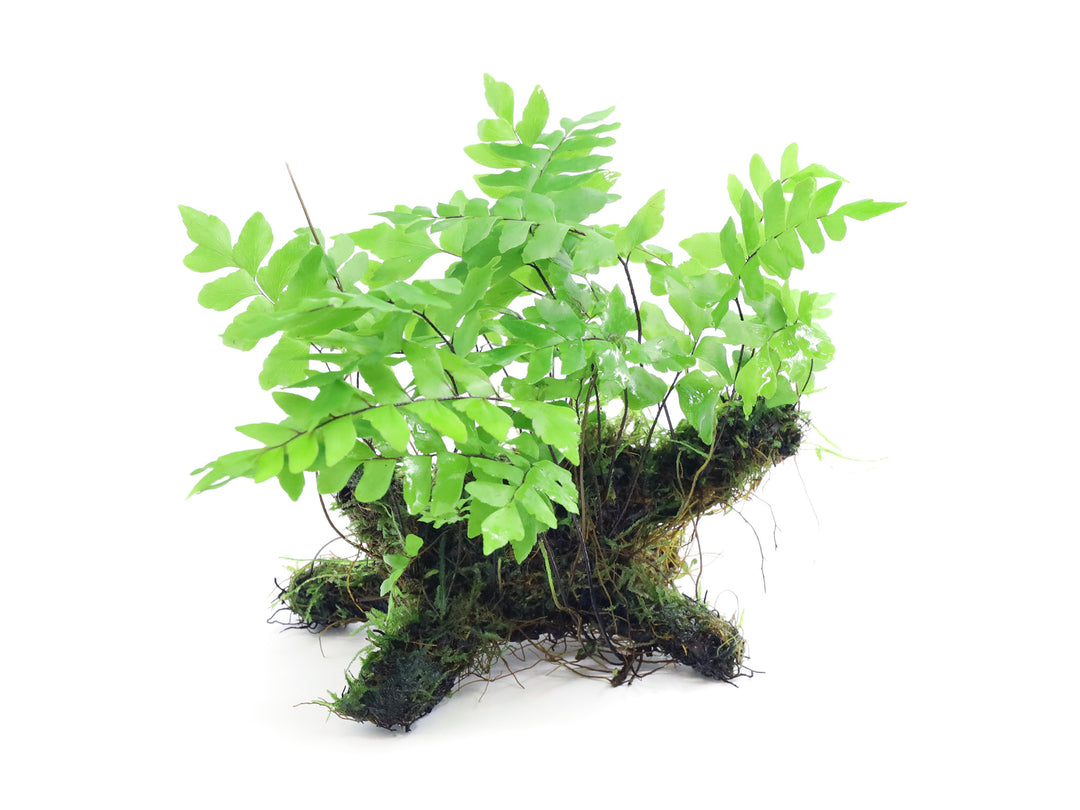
[286,162,320,246]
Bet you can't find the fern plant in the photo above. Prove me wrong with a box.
[182,75,902,730]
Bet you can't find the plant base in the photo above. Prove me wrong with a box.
[277,399,804,730]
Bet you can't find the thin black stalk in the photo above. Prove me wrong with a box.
[618,256,643,343]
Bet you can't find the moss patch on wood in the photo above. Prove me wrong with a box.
[275,398,804,730]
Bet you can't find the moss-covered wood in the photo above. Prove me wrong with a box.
[277,399,803,730]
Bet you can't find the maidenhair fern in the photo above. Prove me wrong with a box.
[184,74,900,567]
[182,79,902,730]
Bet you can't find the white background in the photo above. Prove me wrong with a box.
[4,1,1077,805]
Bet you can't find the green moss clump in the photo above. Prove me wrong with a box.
[275,558,387,630]
[278,399,804,730]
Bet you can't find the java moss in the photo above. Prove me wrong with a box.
[274,558,387,631]
[275,398,804,730]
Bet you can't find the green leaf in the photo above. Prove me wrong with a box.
[668,280,711,340]
[287,431,319,473]
[615,190,665,255]
[474,169,540,200]
[328,235,356,271]
[525,461,579,514]
[362,221,438,262]
[365,405,411,452]
[483,74,514,122]
[787,163,846,183]
[465,460,520,488]
[179,205,233,268]
[522,192,557,223]
[525,346,554,383]
[508,510,539,564]
[431,451,468,515]
[317,445,373,494]
[675,371,723,444]
[382,280,453,310]
[719,218,745,275]
[275,246,332,308]
[220,296,276,351]
[560,106,616,131]
[821,213,847,241]
[514,401,580,464]
[521,222,570,263]
[734,351,767,415]
[320,417,356,467]
[380,554,409,596]
[627,366,668,408]
[236,422,298,445]
[482,503,524,554]
[188,449,261,495]
[465,142,529,169]
[777,229,805,267]
[358,362,409,404]
[404,341,453,399]
[640,302,693,352]
[491,196,525,219]
[727,174,747,213]
[352,459,396,502]
[440,350,497,397]
[740,257,765,301]
[749,290,788,331]
[234,212,273,274]
[546,154,612,174]
[183,245,236,273]
[797,219,826,254]
[466,480,516,508]
[498,316,558,349]
[739,191,762,253]
[278,468,305,501]
[573,229,618,271]
[402,455,433,513]
[498,219,533,252]
[476,117,519,141]
[796,321,835,362]
[348,224,440,286]
[548,187,610,223]
[516,85,549,147]
[602,284,637,337]
[408,399,468,444]
[453,399,513,441]
[716,310,770,347]
[780,143,799,179]
[273,391,317,424]
[680,232,724,269]
[832,199,906,221]
[310,379,360,416]
[558,339,586,375]
[809,181,842,220]
[259,336,310,390]
[258,237,314,301]
[492,142,549,164]
[463,217,496,252]
[530,297,587,339]
[404,532,424,557]
[749,154,773,201]
[687,267,740,308]
[762,181,787,240]
[516,487,557,529]
[197,269,260,311]
[253,446,285,483]
[694,336,733,382]
[757,239,792,280]
[787,179,816,227]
